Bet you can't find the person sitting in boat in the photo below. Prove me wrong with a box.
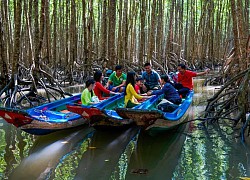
[94,70,119,100]
[135,76,144,94]
[81,79,100,105]
[175,64,210,98]
[125,72,151,108]
[106,65,126,92]
[147,75,182,105]
[142,62,161,92]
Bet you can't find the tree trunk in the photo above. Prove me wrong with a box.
[69,0,77,84]
[0,10,8,86]
[107,0,116,67]
[82,0,87,61]
[122,0,128,62]
[147,0,156,62]
[156,0,163,62]
[65,0,69,67]
[12,0,22,75]
[53,0,57,68]
[139,0,146,65]
[44,0,51,64]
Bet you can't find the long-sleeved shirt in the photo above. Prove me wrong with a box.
[125,83,143,107]
[81,88,96,105]
[152,82,181,104]
[94,82,111,100]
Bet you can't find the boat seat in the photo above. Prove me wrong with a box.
[42,110,75,121]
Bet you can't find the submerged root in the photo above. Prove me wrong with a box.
[203,67,250,141]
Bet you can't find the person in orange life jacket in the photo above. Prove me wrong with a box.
[93,71,119,100]
[175,64,210,97]
[106,65,126,92]
[147,75,182,105]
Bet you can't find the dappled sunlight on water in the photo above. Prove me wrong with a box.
[0,79,250,179]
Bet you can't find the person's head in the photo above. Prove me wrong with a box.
[160,75,170,84]
[115,65,123,76]
[85,79,95,91]
[126,71,136,87]
[94,70,103,82]
[177,64,186,74]
[136,76,143,87]
[144,62,152,74]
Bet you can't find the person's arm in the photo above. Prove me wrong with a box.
[158,79,161,86]
[150,89,163,95]
[156,72,161,86]
[196,69,210,76]
[135,85,140,94]
[128,84,143,100]
[96,82,111,94]
[106,80,112,88]
[115,73,126,88]
[149,83,166,95]
[116,80,126,88]
[106,73,114,88]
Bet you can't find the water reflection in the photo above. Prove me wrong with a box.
[172,80,250,179]
[8,126,94,180]
[0,121,35,179]
[125,124,188,179]
[74,127,140,179]
[1,79,250,179]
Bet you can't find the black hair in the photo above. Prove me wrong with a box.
[160,75,170,82]
[178,63,186,70]
[115,65,122,71]
[125,71,136,95]
[94,70,102,82]
[136,76,143,82]
[85,78,95,96]
[144,62,151,67]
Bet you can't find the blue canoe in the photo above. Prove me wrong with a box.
[0,94,87,135]
[67,93,133,128]
[116,91,194,134]
[67,93,158,129]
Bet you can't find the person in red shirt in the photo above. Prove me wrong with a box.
[175,64,209,97]
[135,76,144,94]
[93,71,119,100]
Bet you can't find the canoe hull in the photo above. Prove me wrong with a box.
[115,109,162,127]
[20,117,87,135]
[116,91,194,134]
[0,108,32,127]
[66,94,134,129]
[0,94,87,135]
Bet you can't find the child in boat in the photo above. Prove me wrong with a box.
[135,76,144,94]
[125,72,151,108]
[81,79,100,105]
[93,70,119,100]
[147,75,182,105]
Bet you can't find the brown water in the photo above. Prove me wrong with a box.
[0,79,250,179]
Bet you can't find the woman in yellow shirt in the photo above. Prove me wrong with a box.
[125,72,151,108]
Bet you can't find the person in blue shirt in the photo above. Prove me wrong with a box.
[142,62,161,91]
[147,75,182,105]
